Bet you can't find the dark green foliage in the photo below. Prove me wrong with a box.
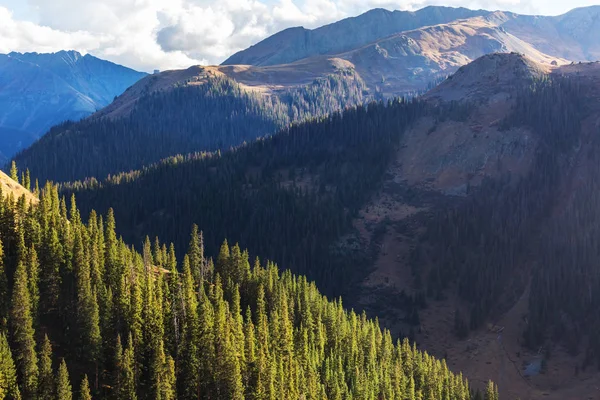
[10,261,38,398]
[79,375,92,400]
[14,72,367,183]
[0,241,7,328]
[9,162,17,183]
[56,359,72,400]
[485,380,499,400]
[0,186,477,399]
[0,333,20,399]
[414,76,600,361]
[64,98,435,297]
[38,335,54,400]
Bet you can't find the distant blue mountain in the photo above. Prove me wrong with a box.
[0,50,146,161]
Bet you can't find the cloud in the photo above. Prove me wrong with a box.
[0,0,596,71]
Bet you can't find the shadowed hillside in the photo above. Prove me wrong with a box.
[64,53,600,399]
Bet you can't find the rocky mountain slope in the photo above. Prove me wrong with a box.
[328,13,566,96]
[501,6,600,62]
[219,5,600,98]
[226,6,600,68]
[357,54,600,400]
[223,6,488,66]
[0,50,146,160]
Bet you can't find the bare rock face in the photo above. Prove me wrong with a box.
[0,50,146,160]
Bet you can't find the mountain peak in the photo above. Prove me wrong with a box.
[0,50,146,159]
[424,52,548,102]
[222,6,489,66]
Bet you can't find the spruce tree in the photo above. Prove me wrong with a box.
[176,256,200,399]
[80,375,92,400]
[0,333,20,399]
[10,261,38,398]
[23,169,31,192]
[0,240,7,328]
[485,380,498,400]
[56,359,72,400]
[187,224,204,287]
[9,161,18,182]
[27,245,40,320]
[38,335,54,400]
[118,335,137,400]
[75,227,102,372]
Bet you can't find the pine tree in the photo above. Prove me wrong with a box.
[485,380,498,400]
[112,335,123,397]
[0,240,7,328]
[56,359,72,400]
[75,227,102,381]
[215,240,230,279]
[27,245,40,320]
[151,340,175,400]
[80,375,92,400]
[40,227,62,313]
[23,169,31,192]
[9,161,18,182]
[118,335,137,400]
[38,335,54,400]
[10,261,38,398]
[0,333,20,399]
[176,255,200,399]
[197,285,215,396]
[187,225,204,287]
[104,208,119,289]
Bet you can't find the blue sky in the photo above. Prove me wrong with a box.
[0,0,598,71]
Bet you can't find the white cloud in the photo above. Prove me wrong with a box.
[0,0,597,72]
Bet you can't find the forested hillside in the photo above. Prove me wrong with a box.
[0,182,495,399]
[61,98,468,297]
[60,54,600,398]
[13,70,367,183]
[420,76,586,331]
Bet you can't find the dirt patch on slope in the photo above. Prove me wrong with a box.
[0,170,37,204]
[399,103,535,195]
[356,66,600,398]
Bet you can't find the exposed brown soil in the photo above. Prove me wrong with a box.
[0,170,38,204]
[357,60,600,399]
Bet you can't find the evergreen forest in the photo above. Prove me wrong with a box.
[13,71,367,183]
[0,184,497,399]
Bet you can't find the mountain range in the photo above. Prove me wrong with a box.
[60,52,600,400]
[0,50,146,161]
[12,5,600,182]
[225,6,600,67]
[3,4,600,400]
